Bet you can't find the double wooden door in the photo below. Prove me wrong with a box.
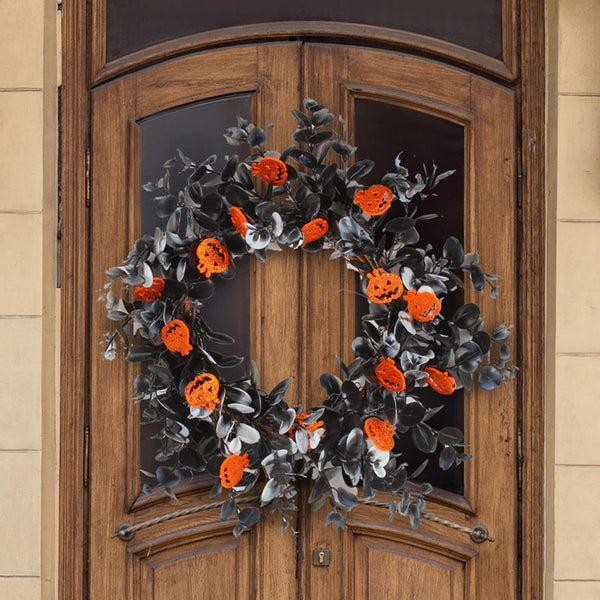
[89,43,517,599]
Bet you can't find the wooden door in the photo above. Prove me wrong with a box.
[299,44,517,600]
[89,42,517,599]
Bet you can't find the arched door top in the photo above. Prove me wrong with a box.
[90,0,518,84]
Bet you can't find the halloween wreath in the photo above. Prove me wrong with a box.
[103,99,516,537]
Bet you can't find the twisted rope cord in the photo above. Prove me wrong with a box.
[114,496,493,543]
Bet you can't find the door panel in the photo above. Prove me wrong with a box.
[130,524,254,600]
[301,44,516,600]
[90,41,517,600]
[90,44,302,600]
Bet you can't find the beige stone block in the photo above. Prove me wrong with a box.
[0,0,44,88]
[557,96,600,220]
[556,356,600,464]
[559,0,600,94]
[555,581,600,600]
[0,577,40,599]
[0,318,41,450]
[556,222,600,353]
[555,466,600,579]
[0,92,43,212]
[0,213,43,315]
[0,452,40,575]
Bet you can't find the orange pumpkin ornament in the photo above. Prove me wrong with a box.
[301,217,329,246]
[353,184,394,216]
[134,277,165,302]
[366,268,404,304]
[404,289,441,322]
[251,157,288,185]
[424,367,456,395]
[185,373,221,409]
[229,206,249,236]
[375,356,406,392]
[364,417,395,452]
[160,319,193,356]
[220,453,250,488]
[195,237,230,278]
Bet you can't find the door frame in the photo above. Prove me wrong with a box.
[59,2,545,598]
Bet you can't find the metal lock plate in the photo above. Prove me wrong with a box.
[312,548,330,566]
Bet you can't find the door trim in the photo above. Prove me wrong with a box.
[59,1,545,598]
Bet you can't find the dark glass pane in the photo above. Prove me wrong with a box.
[355,98,465,494]
[106,1,502,62]
[139,94,253,481]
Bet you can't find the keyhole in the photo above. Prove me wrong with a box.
[318,551,325,564]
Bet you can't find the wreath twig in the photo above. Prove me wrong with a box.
[103,99,516,537]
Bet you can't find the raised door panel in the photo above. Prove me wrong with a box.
[89,44,302,600]
[131,526,254,600]
[351,533,468,600]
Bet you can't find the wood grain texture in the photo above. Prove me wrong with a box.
[89,18,516,87]
[253,43,302,600]
[518,2,546,599]
[59,1,89,600]
[88,45,300,600]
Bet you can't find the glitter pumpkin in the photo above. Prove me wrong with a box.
[301,217,329,246]
[375,357,406,392]
[195,237,230,278]
[134,277,165,302]
[185,373,221,409]
[364,417,395,452]
[220,453,250,488]
[353,184,394,216]
[229,206,250,236]
[424,367,456,395]
[160,319,193,356]
[251,157,288,185]
[366,268,404,304]
[404,289,442,322]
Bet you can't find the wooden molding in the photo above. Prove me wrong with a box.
[518,1,546,599]
[59,1,89,599]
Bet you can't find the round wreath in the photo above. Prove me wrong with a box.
[103,99,516,536]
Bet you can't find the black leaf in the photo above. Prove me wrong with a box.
[479,365,503,390]
[443,236,464,267]
[470,264,485,292]
[290,149,317,169]
[336,488,359,510]
[156,466,181,488]
[412,423,438,453]
[126,345,155,362]
[347,159,375,181]
[238,507,261,528]
[220,497,237,521]
[320,373,341,395]
[399,402,426,427]
[453,303,481,329]
[439,446,457,471]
